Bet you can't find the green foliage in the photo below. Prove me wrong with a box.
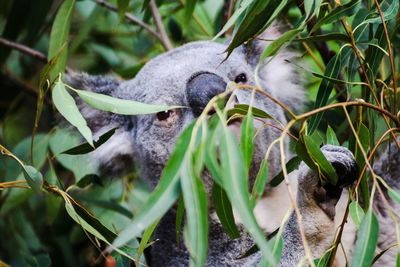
[0,0,399,266]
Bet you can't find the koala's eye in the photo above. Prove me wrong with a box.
[156,110,172,121]
[234,73,247,83]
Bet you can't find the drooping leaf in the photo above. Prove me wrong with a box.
[350,209,379,267]
[48,0,75,80]
[212,183,240,239]
[135,219,159,264]
[213,0,254,40]
[259,28,303,63]
[21,165,43,193]
[326,125,340,146]
[52,78,94,147]
[180,156,208,267]
[241,112,254,172]
[219,123,275,265]
[308,47,351,134]
[60,194,135,261]
[349,200,365,228]
[225,0,287,56]
[228,104,272,119]
[61,128,117,155]
[251,158,269,205]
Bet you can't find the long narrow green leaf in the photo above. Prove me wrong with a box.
[228,104,272,119]
[21,165,43,193]
[48,0,75,80]
[350,209,379,267]
[136,219,159,264]
[62,196,135,261]
[241,112,254,171]
[219,125,275,265]
[61,128,117,155]
[303,135,338,185]
[180,157,208,267]
[304,0,322,18]
[310,0,361,33]
[52,79,94,147]
[111,124,194,249]
[308,47,350,134]
[213,0,254,40]
[349,201,365,228]
[72,88,182,115]
[184,0,197,23]
[225,0,285,56]
[212,183,240,239]
[251,158,269,204]
[326,125,340,146]
[259,28,303,63]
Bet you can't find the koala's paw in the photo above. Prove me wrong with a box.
[299,145,358,219]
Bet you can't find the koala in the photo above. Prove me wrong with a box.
[67,25,400,266]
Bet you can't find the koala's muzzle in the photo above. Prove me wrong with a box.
[187,72,227,117]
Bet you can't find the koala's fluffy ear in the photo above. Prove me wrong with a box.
[64,73,135,176]
[241,22,305,113]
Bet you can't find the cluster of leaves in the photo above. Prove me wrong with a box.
[0,0,400,266]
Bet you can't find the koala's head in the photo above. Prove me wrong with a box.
[67,26,304,188]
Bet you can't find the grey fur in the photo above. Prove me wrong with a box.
[67,26,400,266]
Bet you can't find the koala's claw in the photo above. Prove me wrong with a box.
[307,145,358,219]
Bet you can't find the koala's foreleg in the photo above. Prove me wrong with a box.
[279,145,358,266]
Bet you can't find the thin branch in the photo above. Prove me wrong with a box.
[149,0,173,50]
[0,37,47,63]
[374,0,397,115]
[94,0,171,50]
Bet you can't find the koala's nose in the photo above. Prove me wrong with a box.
[187,72,227,117]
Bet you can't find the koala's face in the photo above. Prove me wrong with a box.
[77,39,298,187]
[98,41,283,186]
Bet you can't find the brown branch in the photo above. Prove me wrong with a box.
[0,37,48,63]
[149,0,173,50]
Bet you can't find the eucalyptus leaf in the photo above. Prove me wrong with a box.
[48,0,75,79]
[350,209,379,267]
[52,79,94,146]
[72,88,183,115]
[303,135,338,185]
[22,165,43,193]
[61,128,117,155]
[219,124,275,265]
[241,112,254,172]
[349,201,365,228]
[180,157,208,267]
[212,183,240,239]
[310,0,361,33]
[326,125,340,146]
